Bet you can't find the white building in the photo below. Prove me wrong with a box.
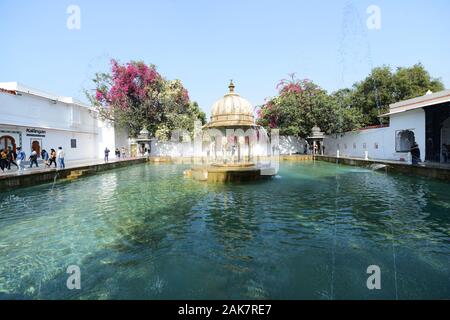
[323,90,450,164]
[0,82,129,161]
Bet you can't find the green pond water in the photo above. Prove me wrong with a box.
[0,161,448,300]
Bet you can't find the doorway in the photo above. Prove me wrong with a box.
[31,139,42,158]
[425,102,450,163]
[395,130,415,152]
[441,117,450,163]
[0,135,16,153]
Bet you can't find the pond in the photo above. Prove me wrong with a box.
[0,161,448,299]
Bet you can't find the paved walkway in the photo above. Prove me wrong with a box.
[0,156,146,179]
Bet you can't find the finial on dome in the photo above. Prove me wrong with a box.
[228,80,235,93]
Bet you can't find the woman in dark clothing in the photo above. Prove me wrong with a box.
[0,149,7,172]
[48,149,57,168]
[7,147,18,169]
[410,143,421,165]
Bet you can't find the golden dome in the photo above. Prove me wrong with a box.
[207,81,255,128]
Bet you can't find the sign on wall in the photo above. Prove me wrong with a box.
[26,128,46,137]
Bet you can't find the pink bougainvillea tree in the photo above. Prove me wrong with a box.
[87,59,205,138]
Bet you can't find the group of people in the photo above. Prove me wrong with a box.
[103,147,128,162]
[38,147,65,169]
[0,146,66,174]
[0,147,18,172]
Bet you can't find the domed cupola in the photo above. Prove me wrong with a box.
[207,81,255,128]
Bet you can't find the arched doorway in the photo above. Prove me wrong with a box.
[31,140,41,158]
[395,130,415,152]
[0,135,16,153]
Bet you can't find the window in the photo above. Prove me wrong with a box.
[71,139,77,148]
[374,142,379,149]
[363,143,367,150]
[353,143,357,149]
[395,130,415,152]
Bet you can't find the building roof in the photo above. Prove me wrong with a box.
[0,82,93,110]
[206,81,255,128]
[380,89,450,117]
[307,126,325,140]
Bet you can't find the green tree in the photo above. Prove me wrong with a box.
[393,63,444,100]
[257,64,444,136]
[257,75,344,138]
[329,88,365,134]
[351,65,396,125]
[351,63,445,125]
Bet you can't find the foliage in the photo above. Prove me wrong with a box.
[86,59,205,138]
[257,74,363,138]
[257,64,445,136]
[351,63,444,125]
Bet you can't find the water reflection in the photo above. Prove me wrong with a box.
[0,162,448,299]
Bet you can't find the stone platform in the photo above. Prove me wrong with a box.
[0,157,149,191]
[185,163,276,183]
[316,155,450,181]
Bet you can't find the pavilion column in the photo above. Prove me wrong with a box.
[237,142,241,163]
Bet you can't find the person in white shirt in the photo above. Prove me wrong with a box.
[57,147,65,169]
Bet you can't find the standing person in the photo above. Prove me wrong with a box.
[48,149,57,168]
[41,149,49,167]
[16,147,26,174]
[57,147,65,169]
[0,149,7,172]
[442,144,449,163]
[104,147,110,162]
[121,147,126,159]
[29,150,39,168]
[410,142,421,165]
[7,147,18,170]
[115,148,120,159]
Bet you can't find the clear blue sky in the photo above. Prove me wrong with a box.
[1,0,449,117]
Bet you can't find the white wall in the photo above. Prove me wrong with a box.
[114,127,130,151]
[279,136,306,155]
[390,108,425,161]
[0,91,96,134]
[0,124,97,160]
[323,109,426,162]
[150,140,194,157]
[0,90,125,161]
[96,119,116,159]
